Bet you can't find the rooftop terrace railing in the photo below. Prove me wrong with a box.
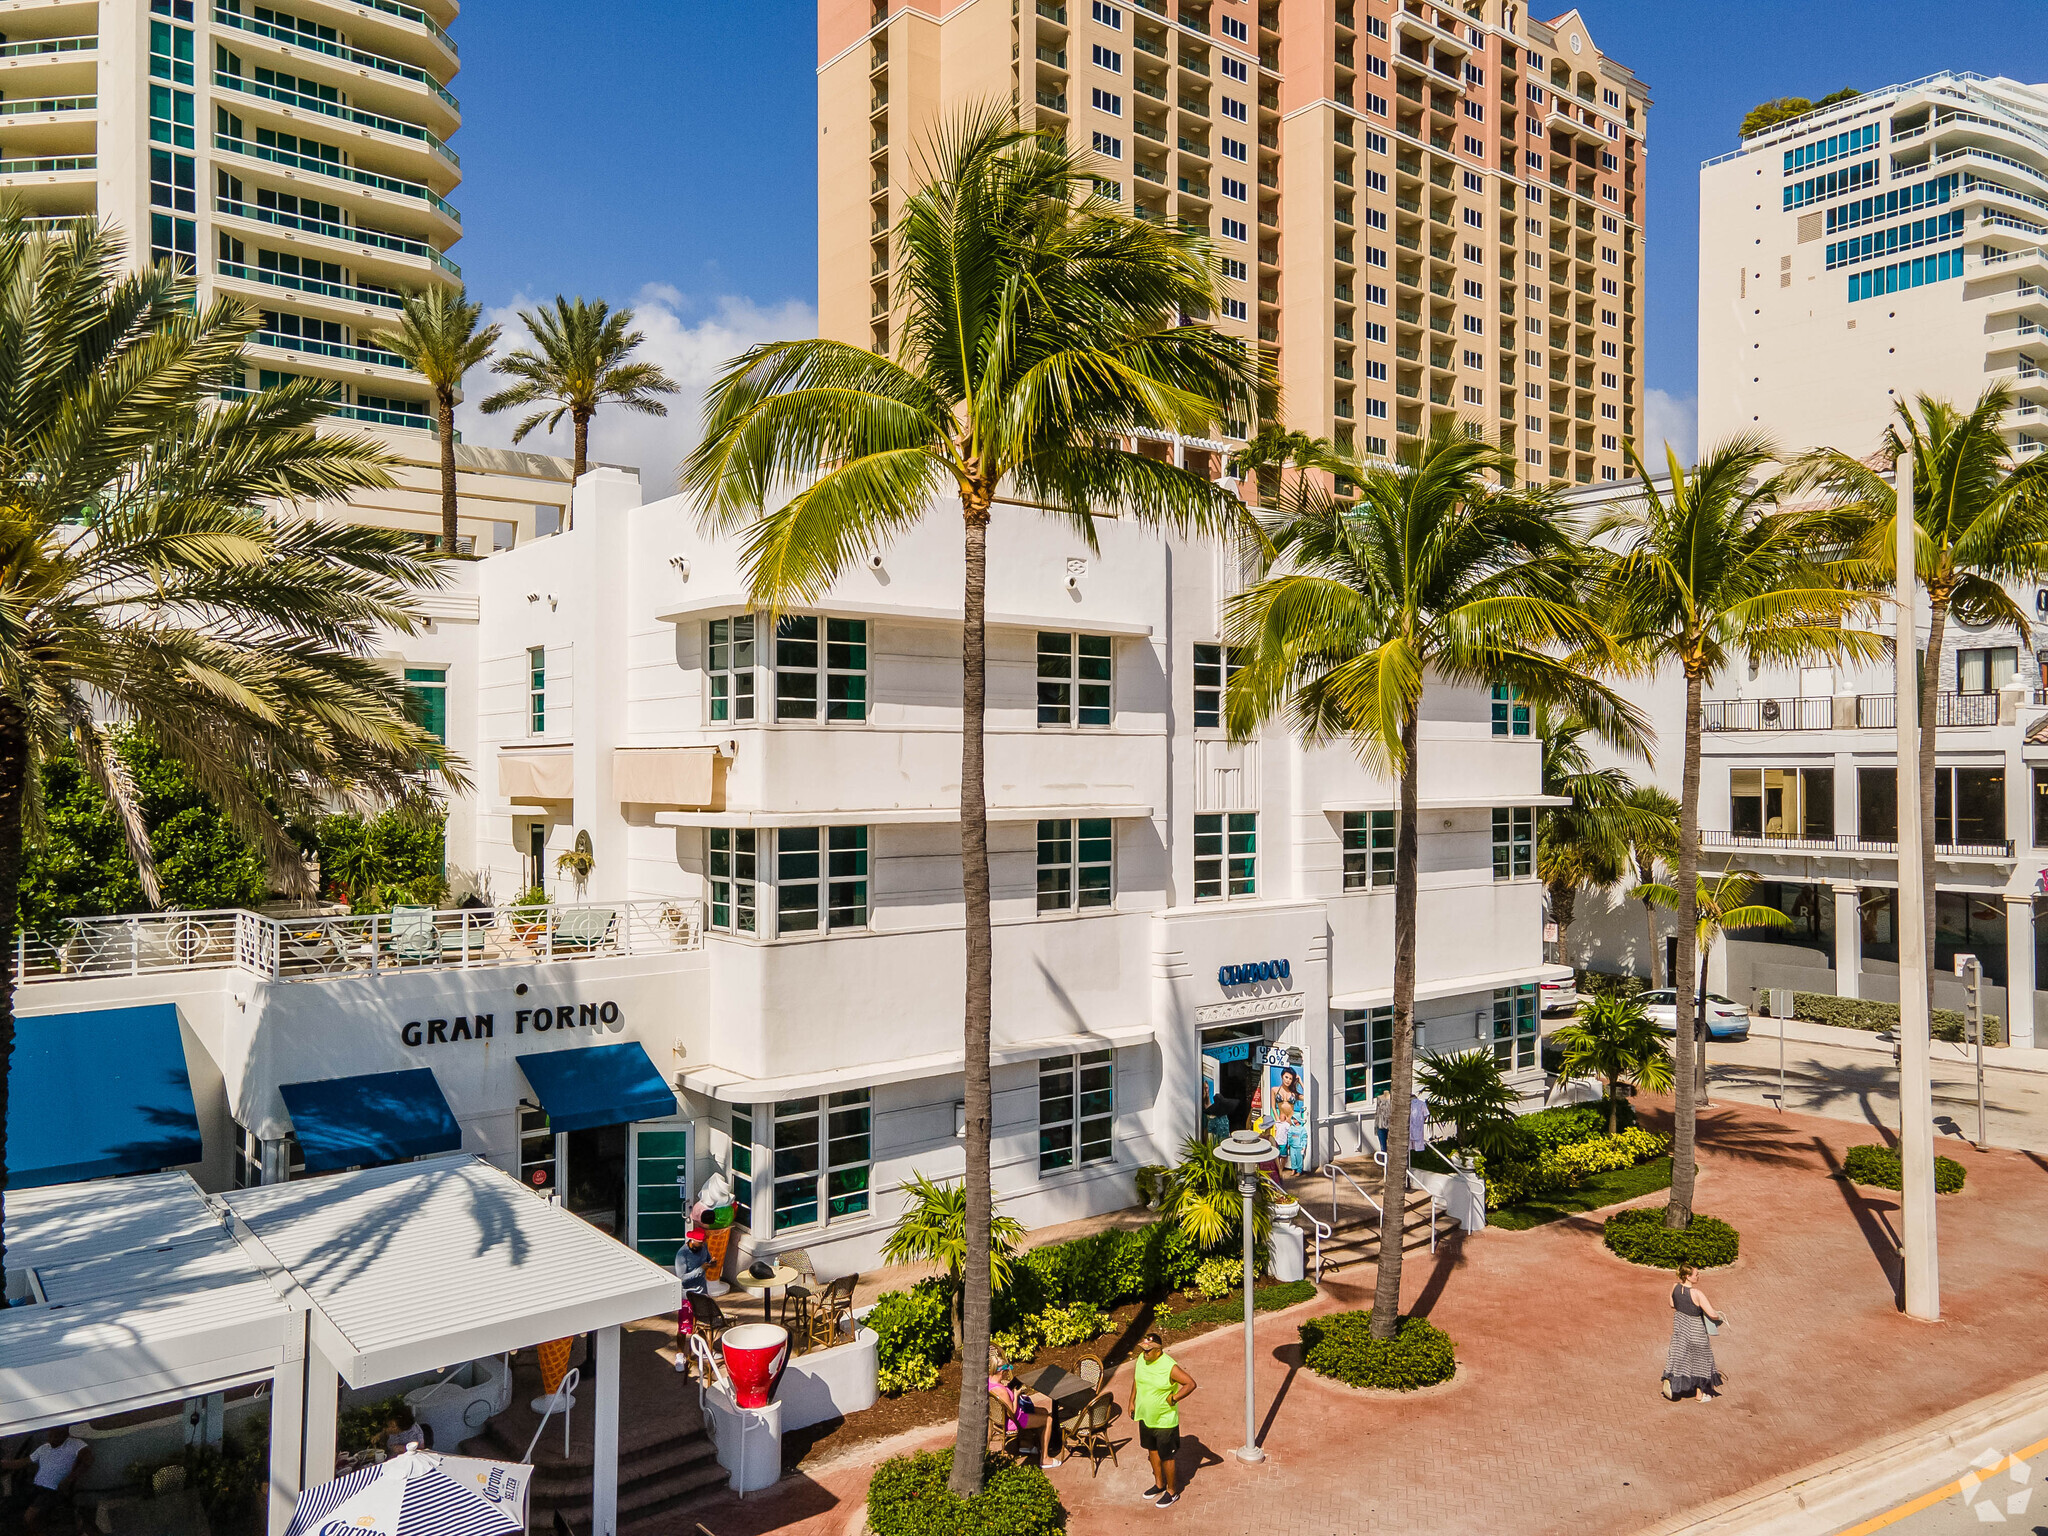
[13,899,704,985]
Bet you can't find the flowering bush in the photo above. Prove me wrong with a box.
[877,1354,942,1395]
[1483,1127,1670,1210]
[1192,1256,1244,1299]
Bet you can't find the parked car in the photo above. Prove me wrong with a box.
[1538,975,1579,1017]
[1637,989,1752,1041]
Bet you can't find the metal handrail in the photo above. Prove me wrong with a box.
[523,1366,578,1463]
[1303,1212,1332,1282]
[1318,1161,1383,1235]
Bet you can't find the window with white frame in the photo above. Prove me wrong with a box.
[707,616,757,722]
[1339,1006,1393,1104]
[1341,810,1394,890]
[1193,643,1244,728]
[1492,806,1534,879]
[1491,983,1538,1070]
[1194,812,1257,899]
[1037,817,1113,911]
[1490,684,1530,736]
[708,827,758,934]
[1038,632,1113,726]
[775,826,869,933]
[775,615,868,721]
[1038,1049,1114,1173]
[729,1103,753,1228]
[527,646,546,733]
[770,1090,870,1231]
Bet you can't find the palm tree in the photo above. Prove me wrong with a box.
[680,109,1263,1495]
[1230,423,1332,502]
[1623,785,1681,985]
[0,213,464,1288]
[1162,1135,1276,1252]
[1415,1049,1520,1160]
[880,1172,1026,1353]
[1800,388,2048,1005]
[1636,870,1793,1101]
[1533,703,1657,964]
[1552,992,1674,1132]
[480,295,680,491]
[1225,423,1642,1341]
[373,287,501,553]
[1595,437,1877,1226]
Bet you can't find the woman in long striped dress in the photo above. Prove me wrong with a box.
[1663,1262,1724,1402]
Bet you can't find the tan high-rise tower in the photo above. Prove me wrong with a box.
[0,0,581,550]
[819,0,1649,486]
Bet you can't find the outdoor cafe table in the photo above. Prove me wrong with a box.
[732,1264,799,1322]
[1021,1363,1097,1419]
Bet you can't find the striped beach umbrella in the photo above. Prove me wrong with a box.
[286,1451,530,1536]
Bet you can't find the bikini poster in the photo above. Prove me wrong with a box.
[1254,1047,1310,1174]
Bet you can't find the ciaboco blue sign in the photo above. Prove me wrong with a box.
[1217,959,1291,987]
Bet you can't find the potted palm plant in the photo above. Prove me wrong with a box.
[1415,1050,1522,1170]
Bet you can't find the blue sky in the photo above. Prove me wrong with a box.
[447,1,2047,480]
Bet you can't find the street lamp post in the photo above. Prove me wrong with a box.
[1894,450,1941,1321]
[1955,953,1987,1150]
[1213,1130,1275,1466]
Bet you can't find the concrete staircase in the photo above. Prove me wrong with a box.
[1299,1162,1454,1278]
[462,1330,727,1536]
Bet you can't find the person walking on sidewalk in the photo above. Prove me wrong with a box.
[1133,1331,1197,1509]
[1662,1262,1725,1402]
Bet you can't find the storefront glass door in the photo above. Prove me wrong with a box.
[562,1123,628,1235]
[1199,1023,1268,1136]
[628,1121,694,1268]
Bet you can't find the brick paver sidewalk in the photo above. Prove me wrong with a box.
[675,1099,2048,1536]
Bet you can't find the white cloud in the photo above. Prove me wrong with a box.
[1642,388,1698,470]
[454,287,817,497]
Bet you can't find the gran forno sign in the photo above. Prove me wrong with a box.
[400,999,622,1047]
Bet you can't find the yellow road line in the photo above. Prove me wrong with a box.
[1835,1434,2048,1536]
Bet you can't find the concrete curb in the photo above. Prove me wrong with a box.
[1748,1016,2048,1075]
[1636,1368,2048,1536]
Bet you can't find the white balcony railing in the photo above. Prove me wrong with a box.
[1700,830,2014,860]
[13,899,704,986]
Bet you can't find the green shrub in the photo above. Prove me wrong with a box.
[991,1324,1040,1365]
[877,1354,942,1395]
[869,1279,955,1372]
[1134,1164,1171,1208]
[1481,1127,1668,1209]
[1036,1301,1109,1348]
[1517,1099,1637,1149]
[1192,1256,1242,1299]
[1299,1311,1457,1390]
[1787,991,2002,1046]
[1166,1279,1316,1333]
[1602,1207,1740,1269]
[1575,970,1646,1002]
[1002,1220,1199,1324]
[1842,1143,1967,1194]
[866,1450,1064,1536]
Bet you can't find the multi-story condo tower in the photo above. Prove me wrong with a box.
[1700,72,2048,460]
[0,0,576,551]
[819,0,1650,487]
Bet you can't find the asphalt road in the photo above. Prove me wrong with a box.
[1829,1435,2048,1534]
[1696,1029,2048,1155]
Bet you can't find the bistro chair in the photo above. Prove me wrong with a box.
[388,906,440,963]
[986,1391,1025,1458]
[1067,1390,1124,1475]
[807,1273,857,1350]
[551,906,619,952]
[777,1248,818,1342]
[1075,1356,1103,1394]
[690,1291,734,1366]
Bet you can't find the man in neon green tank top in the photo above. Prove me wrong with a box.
[1132,1330,1197,1509]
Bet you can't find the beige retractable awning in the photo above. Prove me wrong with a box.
[499,750,573,803]
[613,746,720,808]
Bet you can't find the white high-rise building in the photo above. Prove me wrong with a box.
[1700,71,2048,460]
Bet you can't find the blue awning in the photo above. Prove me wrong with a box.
[279,1068,463,1173]
[517,1042,676,1134]
[8,1003,202,1188]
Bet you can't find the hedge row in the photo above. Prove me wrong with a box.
[1299,1311,1458,1390]
[1788,991,2003,1046]
[867,1452,1062,1536]
[1602,1206,1740,1270]
[1843,1142,1967,1194]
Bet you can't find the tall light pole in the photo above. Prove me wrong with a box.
[1894,450,1940,1321]
[1214,1130,1275,1464]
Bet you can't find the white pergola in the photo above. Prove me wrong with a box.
[3,1155,679,1536]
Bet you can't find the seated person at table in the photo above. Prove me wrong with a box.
[1,1425,92,1532]
[674,1227,711,1294]
[988,1353,1061,1468]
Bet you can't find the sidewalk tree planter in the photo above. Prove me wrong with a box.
[1603,1206,1740,1269]
[866,1450,1063,1536]
[1299,1310,1457,1391]
[1844,1143,1967,1194]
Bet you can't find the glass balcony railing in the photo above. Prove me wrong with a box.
[256,329,412,370]
[0,95,94,115]
[217,260,407,309]
[0,35,95,57]
[361,0,457,55]
[0,155,93,174]
[212,72,458,168]
[213,133,459,223]
[213,9,458,112]
[214,197,460,276]
[220,383,434,433]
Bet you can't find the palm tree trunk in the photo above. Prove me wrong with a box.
[1918,597,1945,1016]
[1695,937,1712,1108]
[1642,891,1662,987]
[1606,1075,1619,1135]
[572,408,591,488]
[949,490,995,1497]
[0,698,28,1301]
[437,388,460,554]
[1371,707,1422,1341]
[1549,882,1576,967]
[1667,668,1702,1228]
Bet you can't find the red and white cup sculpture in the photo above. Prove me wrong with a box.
[720,1323,790,1408]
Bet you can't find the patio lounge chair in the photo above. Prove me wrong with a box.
[388,906,440,962]
[549,906,618,952]
[439,913,490,959]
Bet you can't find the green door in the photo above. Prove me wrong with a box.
[629,1122,693,1268]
